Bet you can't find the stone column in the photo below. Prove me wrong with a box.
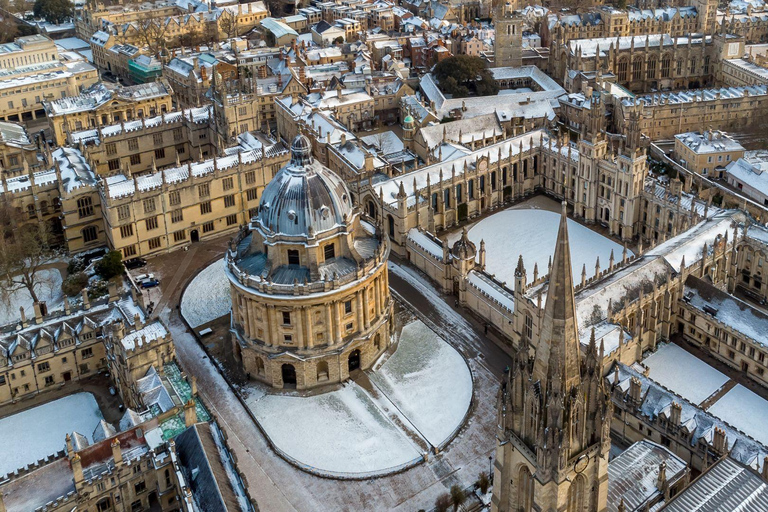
[363,287,370,329]
[334,301,342,344]
[296,306,304,349]
[374,277,382,320]
[305,307,314,348]
[356,292,364,331]
[325,303,333,346]
[265,305,275,346]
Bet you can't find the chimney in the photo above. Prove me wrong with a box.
[33,301,43,324]
[19,306,26,328]
[762,456,768,481]
[134,312,143,330]
[713,427,727,454]
[191,376,198,396]
[71,453,84,484]
[656,461,667,491]
[629,376,642,403]
[81,288,90,310]
[670,402,682,426]
[111,438,123,465]
[184,399,197,427]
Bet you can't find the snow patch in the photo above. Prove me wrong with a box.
[181,258,231,329]
[708,385,768,446]
[0,392,104,477]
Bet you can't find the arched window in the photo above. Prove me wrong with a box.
[517,466,534,511]
[317,361,329,381]
[617,58,629,82]
[387,215,395,238]
[255,357,265,376]
[77,197,93,218]
[567,474,586,512]
[26,203,36,218]
[632,57,643,81]
[661,54,671,78]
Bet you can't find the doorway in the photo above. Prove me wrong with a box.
[281,364,296,388]
[62,371,71,382]
[190,229,199,243]
[348,349,361,372]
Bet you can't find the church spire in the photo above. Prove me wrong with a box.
[533,201,582,392]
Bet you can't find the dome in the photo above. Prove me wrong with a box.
[255,135,354,238]
[452,228,476,260]
[403,114,414,125]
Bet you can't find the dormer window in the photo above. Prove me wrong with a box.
[288,250,300,265]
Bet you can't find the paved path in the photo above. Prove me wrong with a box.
[147,235,511,511]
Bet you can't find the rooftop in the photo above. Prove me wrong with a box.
[675,130,745,155]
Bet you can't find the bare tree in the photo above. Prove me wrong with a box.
[218,11,238,41]
[0,197,58,306]
[133,11,168,55]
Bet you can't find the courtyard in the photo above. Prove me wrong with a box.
[0,392,105,477]
[447,195,632,285]
[241,318,472,477]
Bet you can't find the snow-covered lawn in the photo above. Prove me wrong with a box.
[642,343,730,405]
[246,383,421,476]
[370,320,472,447]
[181,258,231,329]
[708,385,768,446]
[0,392,104,477]
[0,268,64,327]
[465,209,630,285]
[243,319,472,476]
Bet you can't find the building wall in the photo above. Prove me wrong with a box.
[100,148,290,259]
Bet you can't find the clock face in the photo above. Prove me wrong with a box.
[574,455,589,474]
[479,159,488,172]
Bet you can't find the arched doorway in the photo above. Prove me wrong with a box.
[367,199,377,219]
[190,229,200,243]
[281,364,296,388]
[348,349,361,372]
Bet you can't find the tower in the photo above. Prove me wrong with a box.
[692,0,717,34]
[493,1,522,68]
[491,202,612,512]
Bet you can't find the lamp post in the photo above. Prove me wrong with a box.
[489,455,493,483]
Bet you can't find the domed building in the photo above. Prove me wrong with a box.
[225,134,392,390]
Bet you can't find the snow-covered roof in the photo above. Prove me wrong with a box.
[646,209,740,270]
[611,362,768,474]
[70,107,210,144]
[726,152,768,194]
[675,130,745,155]
[120,321,168,351]
[662,456,768,511]
[607,440,686,512]
[0,121,31,148]
[260,17,299,38]
[568,34,709,58]
[684,275,768,347]
[622,85,768,107]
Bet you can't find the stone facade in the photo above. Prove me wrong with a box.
[100,137,290,259]
[228,135,392,390]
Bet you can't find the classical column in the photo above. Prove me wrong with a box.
[265,305,275,347]
[305,307,314,348]
[325,302,334,346]
[356,292,364,332]
[363,287,370,329]
[296,306,304,349]
[374,277,382,319]
[334,301,342,344]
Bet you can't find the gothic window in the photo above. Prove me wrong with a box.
[617,58,629,82]
[632,57,643,81]
[517,466,534,511]
[647,56,657,79]
[661,54,671,78]
[567,474,586,512]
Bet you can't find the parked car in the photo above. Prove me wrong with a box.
[124,257,147,270]
[134,273,155,282]
[140,278,160,288]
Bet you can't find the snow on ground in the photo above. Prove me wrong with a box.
[0,392,103,477]
[388,262,481,352]
[369,320,472,447]
[245,382,421,475]
[180,258,231,328]
[465,209,630,285]
[0,268,64,327]
[642,343,730,406]
[708,384,768,446]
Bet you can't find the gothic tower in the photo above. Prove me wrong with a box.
[491,202,612,512]
[493,1,522,68]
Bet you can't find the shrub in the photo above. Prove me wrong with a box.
[95,251,125,280]
[67,257,85,275]
[61,272,89,296]
[450,484,466,511]
[434,494,452,512]
[477,471,491,494]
